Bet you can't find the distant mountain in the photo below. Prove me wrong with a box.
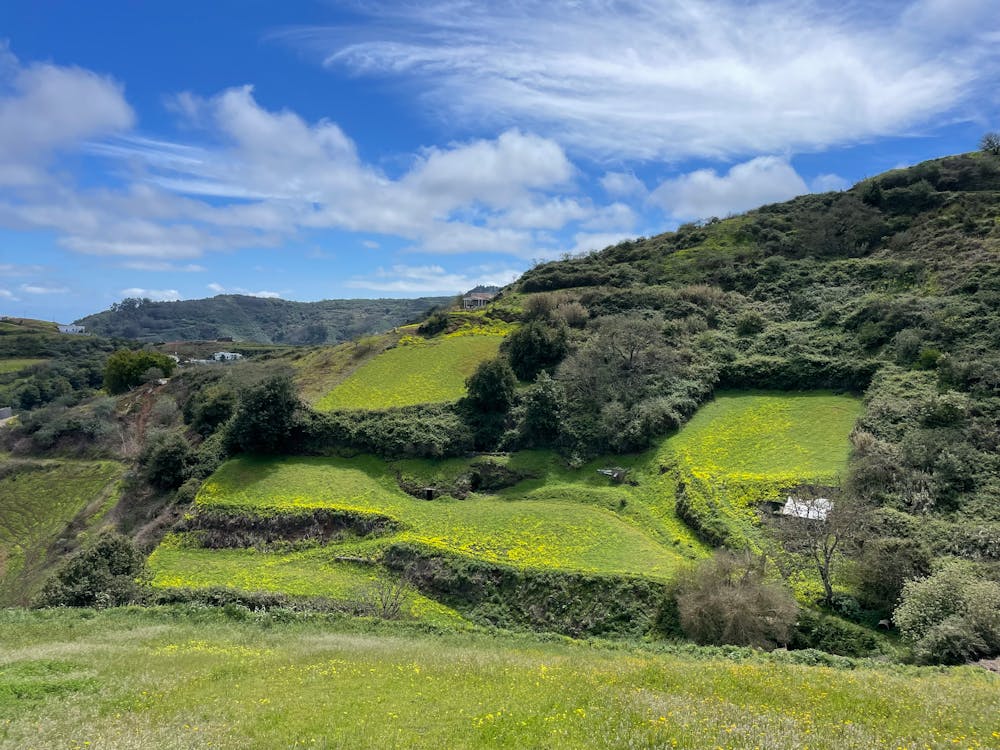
[77,294,454,344]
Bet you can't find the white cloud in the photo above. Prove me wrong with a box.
[120,287,180,301]
[0,42,133,186]
[346,264,521,294]
[121,260,206,272]
[20,283,68,294]
[361,240,379,249]
[207,281,282,298]
[287,0,999,160]
[649,157,809,221]
[0,288,19,301]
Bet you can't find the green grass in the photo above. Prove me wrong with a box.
[656,391,862,547]
[664,390,861,480]
[148,391,861,605]
[315,335,504,410]
[148,540,467,626]
[181,454,691,579]
[0,460,123,604]
[0,358,46,374]
[1,607,997,749]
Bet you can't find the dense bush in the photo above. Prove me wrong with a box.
[499,320,568,381]
[36,533,148,608]
[140,431,193,490]
[103,349,176,394]
[226,374,303,454]
[893,560,1000,664]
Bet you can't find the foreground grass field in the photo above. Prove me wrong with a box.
[315,334,504,410]
[0,460,122,605]
[0,608,996,749]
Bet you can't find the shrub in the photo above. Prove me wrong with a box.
[893,560,1000,664]
[675,552,798,649]
[36,532,148,608]
[140,431,193,490]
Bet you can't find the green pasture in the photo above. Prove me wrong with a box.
[1,607,997,750]
[185,454,691,578]
[0,358,46,375]
[148,540,467,626]
[315,334,504,410]
[0,460,122,604]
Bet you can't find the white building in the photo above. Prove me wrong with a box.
[211,351,243,361]
[57,324,86,334]
[781,496,833,521]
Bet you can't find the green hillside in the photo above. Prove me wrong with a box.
[0,459,122,604]
[315,334,505,410]
[147,391,859,624]
[77,294,452,344]
[1,608,996,750]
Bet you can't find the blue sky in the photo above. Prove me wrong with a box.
[0,0,998,323]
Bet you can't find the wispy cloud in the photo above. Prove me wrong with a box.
[346,263,520,294]
[120,260,206,272]
[282,0,1000,159]
[20,283,69,294]
[120,287,180,301]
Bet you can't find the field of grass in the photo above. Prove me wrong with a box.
[315,334,504,410]
[0,459,123,604]
[0,358,47,374]
[1,607,997,749]
[183,454,691,579]
[656,391,862,547]
[148,539,467,626]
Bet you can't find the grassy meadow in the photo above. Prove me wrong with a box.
[0,460,122,605]
[314,334,504,410]
[0,607,997,750]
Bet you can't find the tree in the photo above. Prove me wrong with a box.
[226,374,301,454]
[981,132,1000,156]
[513,371,566,448]
[500,320,568,381]
[855,536,932,615]
[460,358,517,449]
[140,431,193,490]
[103,349,176,394]
[768,485,869,607]
[36,533,148,608]
[675,551,798,649]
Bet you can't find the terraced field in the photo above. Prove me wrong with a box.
[0,459,122,604]
[1,608,997,750]
[149,391,861,610]
[315,334,504,410]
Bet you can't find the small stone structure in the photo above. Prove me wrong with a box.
[597,467,629,484]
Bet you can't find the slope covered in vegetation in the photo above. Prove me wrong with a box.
[77,294,452,344]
